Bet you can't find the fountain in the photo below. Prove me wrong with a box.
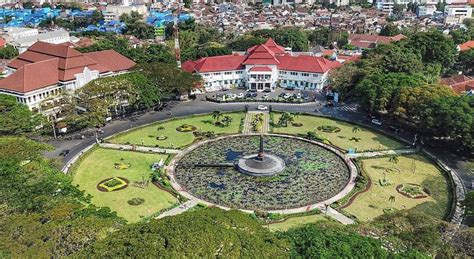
[236,135,286,176]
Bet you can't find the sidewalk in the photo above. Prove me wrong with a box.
[99,143,181,154]
[347,149,418,159]
[156,200,198,219]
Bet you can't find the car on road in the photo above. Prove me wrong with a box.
[59,150,70,156]
[257,105,268,110]
[371,119,383,126]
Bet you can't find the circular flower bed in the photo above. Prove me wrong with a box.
[127,197,145,206]
[176,124,197,132]
[114,162,131,170]
[317,125,341,133]
[396,183,428,199]
[156,136,168,140]
[97,177,129,192]
[173,135,351,211]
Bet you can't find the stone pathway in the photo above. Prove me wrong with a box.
[99,142,181,154]
[347,148,417,159]
[155,200,198,219]
[242,112,269,134]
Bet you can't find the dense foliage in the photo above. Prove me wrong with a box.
[0,45,19,59]
[330,30,474,152]
[0,95,41,135]
[0,137,123,257]
[77,36,175,64]
[120,11,155,40]
[78,208,288,257]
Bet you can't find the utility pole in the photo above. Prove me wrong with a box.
[172,2,182,68]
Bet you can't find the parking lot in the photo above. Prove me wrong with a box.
[201,87,321,102]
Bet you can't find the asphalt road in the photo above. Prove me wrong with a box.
[46,99,473,191]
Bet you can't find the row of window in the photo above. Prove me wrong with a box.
[279,71,319,77]
[17,87,62,104]
[203,70,244,77]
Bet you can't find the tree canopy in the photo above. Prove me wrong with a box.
[0,95,41,135]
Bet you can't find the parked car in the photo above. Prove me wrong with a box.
[237,93,244,98]
[59,150,70,156]
[284,93,292,99]
[245,93,252,98]
[257,105,268,110]
[263,88,271,93]
[251,92,257,97]
[296,93,302,99]
[371,119,383,126]
[262,93,270,99]
[278,93,286,98]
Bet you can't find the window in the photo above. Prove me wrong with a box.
[203,73,210,77]
[313,73,319,77]
[213,72,221,76]
[302,73,309,77]
[290,72,298,76]
[224,72,232,75]
[235,71,243,74]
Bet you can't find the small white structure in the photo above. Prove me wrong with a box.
[9,29,71,54]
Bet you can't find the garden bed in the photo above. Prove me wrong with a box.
[97,177,129,192]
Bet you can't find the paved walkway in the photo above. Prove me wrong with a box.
[323,207,355,225]
[156,200,198,219]
[347,148,418,159]
[99,142,181,154]
[242,112,269,134]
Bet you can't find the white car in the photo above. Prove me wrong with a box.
[371,119,383,126]
[237,93,244,98]
[262,93,270,99]
[284,93,292,99]
[257,105,268,110]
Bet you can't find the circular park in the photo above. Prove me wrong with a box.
[170,134,355,211]
[71,111,453,226]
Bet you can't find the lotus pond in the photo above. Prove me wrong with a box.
[174,135,351,211]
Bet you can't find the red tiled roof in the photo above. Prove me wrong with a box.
[459,41,474,52]
[246,38,286,55]
[348,33,406,49]
[1,42,135,93]
[84,50,136,72]
[182,54,246,73]
[243,44,280,65]
[249,66,272,72]
[0,38,5,48]
[277,55,341,73]
[440,75,474,95]
[0,59,59,93]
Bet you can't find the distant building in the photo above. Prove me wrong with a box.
[103,4,148,21]
[182,38,341,92]
[417,5,437,16]
[347,33,406,51]
[458,40,474,52]
[444,5,472,24]
[9,29,71,54]
[0,42,136,111]
[440,75,474,95]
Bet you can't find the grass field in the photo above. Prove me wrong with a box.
[72,148,177,223]
[109,112,244,148]
[272,114,404,151]
[266,214,330,232]
[343,154,451,221]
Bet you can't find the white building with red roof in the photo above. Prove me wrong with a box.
[0,41,135,111]
[182,38,341,92]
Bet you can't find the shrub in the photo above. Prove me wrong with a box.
[127,198,145,206]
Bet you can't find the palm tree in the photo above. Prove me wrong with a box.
[212,110,222,123]
[352,126,360,140]
[388,155,399,166]
[222,116,233,127]
[278,112,294,127]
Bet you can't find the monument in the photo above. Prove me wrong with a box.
[236,135,286,176]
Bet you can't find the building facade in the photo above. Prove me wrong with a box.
[0,41,136,111]
[182,39,341,92]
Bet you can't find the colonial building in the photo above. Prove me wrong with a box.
[0,41,136,111]
[182,38,341,92]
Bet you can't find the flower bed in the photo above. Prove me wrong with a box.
[396,183,428,199]
[127,197,145,206]
[156,136,168,140]
[114,162,131,170]
[176,124,197,132]
[97,177,129,192]
[317,125,341,133]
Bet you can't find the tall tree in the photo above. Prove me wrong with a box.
[0,95,41,135]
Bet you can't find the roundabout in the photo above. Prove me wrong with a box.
[168,133,357,213]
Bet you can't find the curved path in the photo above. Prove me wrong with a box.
[48,99,469,225]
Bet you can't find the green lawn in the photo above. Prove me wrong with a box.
[343,154,451,221]
[266,214,330,232]
[72,148,177,223]
[109,112,244,148]
[272,114,404,151]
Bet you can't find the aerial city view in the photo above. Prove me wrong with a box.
[0,0,473,257]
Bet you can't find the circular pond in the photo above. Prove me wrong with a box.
[171,134,352,211]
